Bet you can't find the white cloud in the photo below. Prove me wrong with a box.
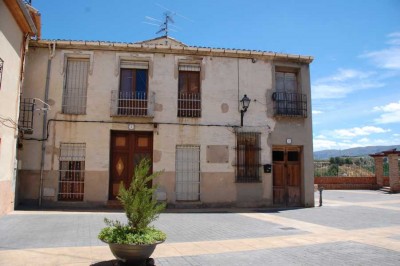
[313,139,340,151]
[313,135,397,151]
[312,110,323,115]
[312,68,383,99]
[333,126,390,139]
[358,138,370,143]
[361,32,400,70]
[318,69,373,82]
[373,100,400,124]
[313,137,360,151]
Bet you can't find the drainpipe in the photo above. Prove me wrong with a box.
[38,42,55,206]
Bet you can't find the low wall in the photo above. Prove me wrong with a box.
[314,176,380,190]
[383,177,390,186]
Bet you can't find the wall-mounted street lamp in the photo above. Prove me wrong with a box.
[240,94,251,127]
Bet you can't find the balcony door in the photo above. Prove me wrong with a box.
[109,131,153,200]
[272,146,302,206]
[178,68,201,117]
[118,61,148,116]
[275,71,299,115]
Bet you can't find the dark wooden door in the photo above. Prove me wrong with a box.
[109,131,153,200]
[272,146,302,206]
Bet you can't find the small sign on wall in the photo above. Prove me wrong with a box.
[206,145,229,163]
[128,124,135,130]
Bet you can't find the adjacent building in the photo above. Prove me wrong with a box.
[0,0,40,216]
[18,35,314,208]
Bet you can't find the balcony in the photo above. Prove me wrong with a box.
[272,92,307,118]
[19,98,35,134]
[111,91,155,117]
[178,93,201,118]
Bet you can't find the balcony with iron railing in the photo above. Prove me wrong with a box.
[177,92,201,118]
[272,92,307,118]
[110,91,155,117]
[19,98,35,134]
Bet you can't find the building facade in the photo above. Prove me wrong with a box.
[0,0,39,216]
[18,36,314,208]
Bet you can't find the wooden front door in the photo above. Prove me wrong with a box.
[109,131,153,200]
[272,146,302,206]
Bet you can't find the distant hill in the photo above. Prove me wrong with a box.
[314,145,400,160]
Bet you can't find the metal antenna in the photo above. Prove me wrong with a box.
[156,11,175,37]
[143,5,192,38]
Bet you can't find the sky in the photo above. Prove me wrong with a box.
[31,0,400,151]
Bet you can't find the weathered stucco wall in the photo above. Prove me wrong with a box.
[0,0,24,215]
[19,44,314,207]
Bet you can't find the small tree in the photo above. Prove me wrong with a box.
[327,164,339,176]
[99,158,166,245]
[118,158,166,232]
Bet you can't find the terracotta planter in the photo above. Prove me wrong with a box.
[105,240,164,265]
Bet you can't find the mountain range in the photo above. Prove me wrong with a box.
[313,145,400,160]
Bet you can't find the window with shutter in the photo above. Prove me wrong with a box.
[62,58,89,114]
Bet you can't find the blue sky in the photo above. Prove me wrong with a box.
[32,0,400,151]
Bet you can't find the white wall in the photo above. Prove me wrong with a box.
[0,0,24,215]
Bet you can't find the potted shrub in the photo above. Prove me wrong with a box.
[99,158,166,265]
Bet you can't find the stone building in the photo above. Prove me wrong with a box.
[0,0,40,216]
[18,35,314,208]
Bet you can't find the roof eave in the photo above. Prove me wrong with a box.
[4,0,37,36]
[30,39,314,64]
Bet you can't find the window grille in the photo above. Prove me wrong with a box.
[176,145,200,201]
[0,58,3,90]
[58,143,86,201]
[236,132,261,182]
[19,98,35,133]
[178,70,201,117]
[62,58,89,114]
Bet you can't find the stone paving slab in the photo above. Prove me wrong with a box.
[153,241,400,266]
[263,205,400,230]
[0,212,306,251]
[320,189,398,202]
[0,190,399,265]
[0,213,114,250]
[155,213,306,243]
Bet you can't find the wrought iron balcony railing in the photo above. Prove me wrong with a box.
[178,92,201,118]
[110,91,155,117]
[19,98,35,134]
[272,92,307,118]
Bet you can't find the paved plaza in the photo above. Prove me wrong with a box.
[0,190,399,265]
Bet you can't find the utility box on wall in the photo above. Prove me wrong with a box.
[263,164,272,173]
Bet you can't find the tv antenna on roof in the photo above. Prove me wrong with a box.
[156,12,175,37]
[143,4,192,38]
[143,12,178,38]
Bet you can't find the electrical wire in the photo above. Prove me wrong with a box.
[21,119,243,141]
[0,116,18,129]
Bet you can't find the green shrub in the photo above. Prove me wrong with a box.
[98,158,166,245]
[99,219,166,245]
